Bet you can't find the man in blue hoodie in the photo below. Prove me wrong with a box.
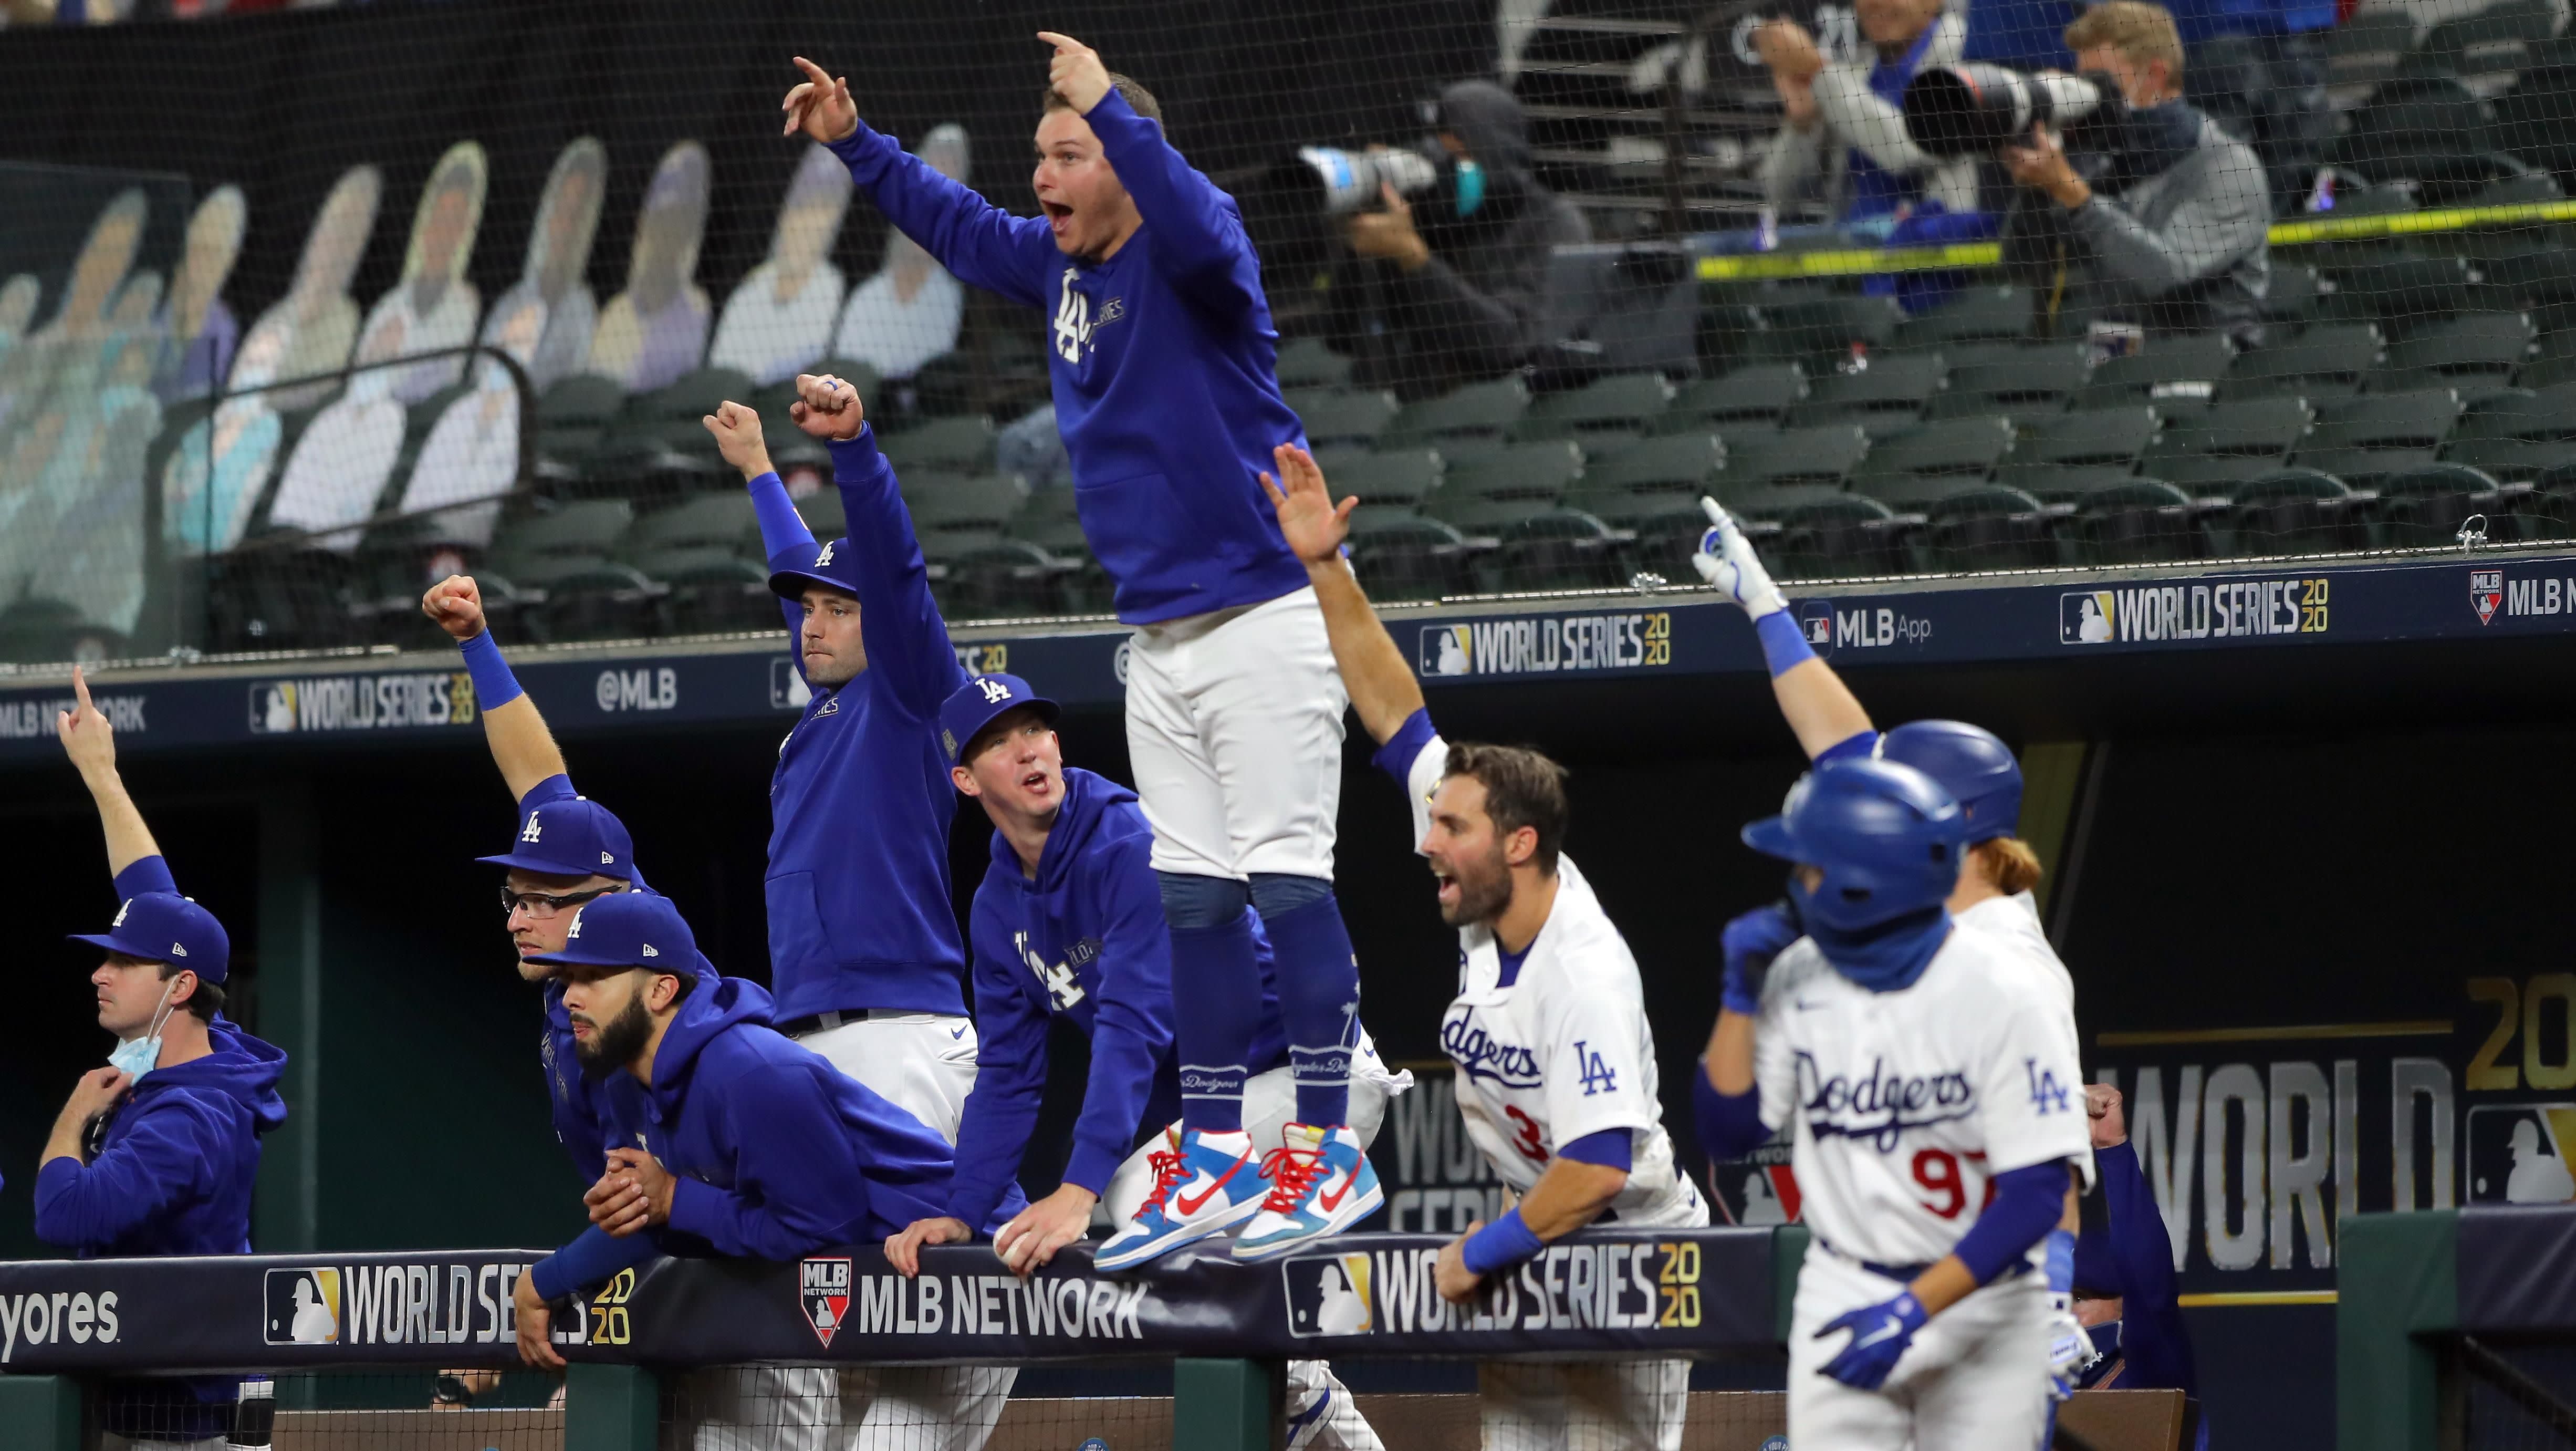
[884,673,1403,1447]
[41,667,288,1447]
[514,892,1019,1450]
[701,377,984,1154]
[783,37,1373,1266]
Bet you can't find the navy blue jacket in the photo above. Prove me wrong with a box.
[827,93,1311,624]
[949,769,1287,1228]
[2078,1141,2202,1411]
[533,973,1024,1298]
[752,431,971,1022]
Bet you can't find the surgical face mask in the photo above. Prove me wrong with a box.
[107,979,178,1083]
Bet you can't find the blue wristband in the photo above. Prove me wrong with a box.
[457,630,524,710]
[1461,1207,1547,1278]
[2044,1227,2077,1294]
[1753,609,1816,678]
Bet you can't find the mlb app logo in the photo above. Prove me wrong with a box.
[249,682,299,733]
[1420,625,1472,678]
[2471,569,2504,626]
[1281,1252,1373,1338]
[1796,599,1835,656]
[800,1256,852,1348]
[263,1267,341,1345]
[2059,592,2115,645]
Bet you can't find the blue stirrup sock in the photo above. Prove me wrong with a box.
[1161,873,1258,1136]
[1254,874,1359,1128]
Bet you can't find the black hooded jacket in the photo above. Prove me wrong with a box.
[1374,80,1591,399]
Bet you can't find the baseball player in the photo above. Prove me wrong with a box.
[44,669,289,1449]
[883,672,1404,1449]
[700,375,980,1141]
[1699,759,2092,1450]
[513,892,1022,1451]
[1691,499,2097,1392]
[785,40,1372,1265]
[1265,445,1708,1449]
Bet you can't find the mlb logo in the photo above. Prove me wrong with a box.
[800,1256,853,1348]
[263,1268,341,1345]
[1281,1252,1373,1338]
[769,659,812,711]
[2058,592,2115,645]
[2465,1104,2576,1204]
[249,682,298,733]
[2471,569,2504,626]
[1796,599,1835,656]
[1419,626,1473,678]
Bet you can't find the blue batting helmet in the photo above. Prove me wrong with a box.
[1879,720,2022,844]
[1740,759,1967,932]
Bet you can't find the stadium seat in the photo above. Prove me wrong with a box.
[491,500,659,640]
[1513,371,1675,443]
[1926,346,2092,420]
[2329,9,2418,92]
[2401,0,2558,81]
[1753,296,1903,369]
[942,540,1087,619]
[1347,507,1470,601]
[2330,77,2488,168]
[2453,382,2576,440]
[2441,435,2576,478]
[2373,462,2517,546]
[2007,407,2161,482]
[2323,257,2478,333]
[795,486,848,542]
[2143,397,2316,488]
[1425,442,1583,530]
[1327,449,1444,509]
[534,374,630,481]
[627,493,762,557]
[904,470,1028,555]
[1853,417,2017,494]
[1275,336,1355,389]
[1579,432,1724,494]
[1656,364,1810,430]
[1774,491,1910,577]
[1786,355,1946,426]
[2266,265,2325,330]
[2226,469,2369,555]
[2491,65,2576,181]
[879,414,998,472]
[2010,465,2161,505]
[2075,334,2234,410]
[2520,331,2576,387]
[633,367,756,452]
[1890,286,2032,351]
[2074,479,2205,564]
[633,545,776,634]
[2225,323,2388,400]
[2293,389,2463,484]
[1288,386,1401,451]
[1494,507,1636,590]
[1722,424,1872,490]
[1383,378,1530,458]
[1923,485,2058,571]
[2370,312,2538,394]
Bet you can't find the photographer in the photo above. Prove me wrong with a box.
[1757,0,1977,223]
[2000,2,2270,346]
[1342,80,1589,401]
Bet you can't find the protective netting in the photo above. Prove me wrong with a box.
[0,0,2574,664]
[2446,1337,2576,1451]
[85,1370,561,1449]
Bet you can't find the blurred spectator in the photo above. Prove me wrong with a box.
[1758,0,1976,222]
[484,139,607,393]
[265,315,406,548]
[358,142,487,404]
[2000,2,2270,346]
[591,141,712,394]
[152,186,248,402]
[160,328,285,555]
[236,165,381,410]
[0,275,39,366]
[2171,0,2334,213]
[402,294,538,548]
[711,144,853,385]
[1341,80,1590,401]
[832,124,971,380]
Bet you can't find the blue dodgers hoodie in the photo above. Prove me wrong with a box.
[532,973,1026,1299]
[828,92,1311,624]
[947,768,1288,1229]
[749,431,972,1023]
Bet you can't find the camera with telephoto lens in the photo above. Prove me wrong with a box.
[1900,64,2117,158]
[1278,145,1440,216]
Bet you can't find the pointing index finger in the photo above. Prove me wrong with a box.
[792,55,833,86]
[71,665,92,714]
[1035,30,1083,52]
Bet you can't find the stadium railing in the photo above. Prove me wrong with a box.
[2340,1206,2576,1451]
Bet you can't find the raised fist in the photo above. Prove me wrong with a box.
[422,574,486,641]
[790,373,868,442]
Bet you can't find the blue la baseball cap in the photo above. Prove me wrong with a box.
[476,796,635,879]
[938,673,1059,764]
[522,893,701,977]
[70,894,232,984]
[768,536,861,603]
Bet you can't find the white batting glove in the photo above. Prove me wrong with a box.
[2045,1306,2100,1401]
[1693,498,1789,619]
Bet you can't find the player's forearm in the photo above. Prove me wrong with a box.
[1514,1158,1628,1240]
[454,631,568,800]
[75,761,161,878]
[1905,1256,1979,1318]
[1082,89,1242,278]
[1772,657,1877,761]
[1305,557,1423,744]
[833,432,966,713]
[1703,1010,1756,1096]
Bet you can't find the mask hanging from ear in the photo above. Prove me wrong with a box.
[107,980,179,1084]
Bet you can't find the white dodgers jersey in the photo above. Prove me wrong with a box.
[1397,727,1706,1229]
[1754,926,2090,1268]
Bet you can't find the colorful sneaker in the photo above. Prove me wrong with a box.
[1093,1128,1273,1272]
[1230,1123,1382,1263]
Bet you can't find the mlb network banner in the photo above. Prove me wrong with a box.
[0,1234,1775,1374]
[7,550,2576,759]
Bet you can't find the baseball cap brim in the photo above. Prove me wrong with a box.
[1740,815,1803,861]
[768,566,858,602]
[67,929,158,960]
[475,848,632,877]
[523,942,654,972]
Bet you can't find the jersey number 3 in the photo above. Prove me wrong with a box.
[1505,1105,1549,1165]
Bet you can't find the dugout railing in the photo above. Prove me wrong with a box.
[2342,1206,2576,1451]
[0,1227,2206,1451]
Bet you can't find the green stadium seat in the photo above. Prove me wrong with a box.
[1890,286,2032,351]
[2226,468,2368,554]
[2369,312,2539,395]
[1514,371,1675,443]
[2011,465,2159,505]
[2329,9,2417,91]
[627,493,761,556]
[1495,508,1636,590]
[879,414,998,472]
[533,373,634,480]
[1383,378,1530,458]
[2322,257,2477,333]
[1288,387,1400,450]
[2075,334,2234,410]
[2008,407,2161,480]
[1787,355,1946,426]
[2074,479,2204,564]
[1425,442,1583,528]
[1925,346,2092,420]
[1580,432,1723,494]
[1006,488,1084,553]
[794,486,847,540]
[2453,384,2576,442]
[942,540,1087,620]
[1775,492,1910,577]
[1276,336,1355,389]
[1328,449,1444,509]
[2225,324,2387,401]
[2520,332,2576,388]
[1924,485,2058,571]
[1753,296,1903,369]
[2292,389,2462,484]
[2373,462,2517,547]
[1347,507,1469,602]
[1853,417,2017,492]
[904,471,1028,554]
[1723,425,1872,490]
[2144,397,2316,488]
[2439,436,2576,479]
[1656,365,1811,431]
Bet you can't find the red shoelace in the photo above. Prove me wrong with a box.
[1258,1143,1324,1212]
[1136,1148,1189,1215]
